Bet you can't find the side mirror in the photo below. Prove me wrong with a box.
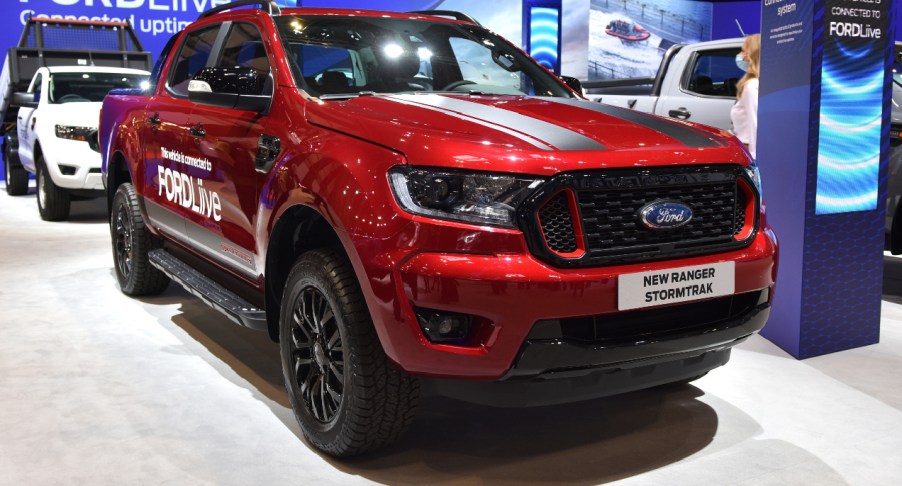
[11,92,39,108]
[560,76,584,95]
[188,67,271,113]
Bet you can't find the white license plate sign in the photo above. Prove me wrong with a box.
[618,261,735,311]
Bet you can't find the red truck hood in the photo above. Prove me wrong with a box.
[305,94,749,176]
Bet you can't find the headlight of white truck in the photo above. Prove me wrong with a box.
[55,125,95,142]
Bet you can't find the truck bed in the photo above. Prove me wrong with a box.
[1,18,151,130]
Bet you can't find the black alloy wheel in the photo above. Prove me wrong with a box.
[110,183,169,296]
[114,203,134,280]
[289,286,346,423]
[280,249,419,457]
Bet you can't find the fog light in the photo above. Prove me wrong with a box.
[415,308,471,343]
[59,165,77,176]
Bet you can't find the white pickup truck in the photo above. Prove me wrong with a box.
[1,17,152,220]
[12,66,149,220]
[585,38,745,131]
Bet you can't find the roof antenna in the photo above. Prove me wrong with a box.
[735,19,746,37]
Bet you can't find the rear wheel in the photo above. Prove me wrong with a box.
[36,158,70,221]
[110,183,169,296]
[280,248,419,457]
[4,141,28,196]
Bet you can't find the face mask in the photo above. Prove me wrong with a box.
[736,54,749,72]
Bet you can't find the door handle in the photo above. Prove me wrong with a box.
[668,107,691,120]
[149,112,161,125]
[189,124,206,138]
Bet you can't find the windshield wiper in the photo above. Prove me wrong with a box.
[318,91,377,100]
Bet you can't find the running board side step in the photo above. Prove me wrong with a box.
[148,248,267,331]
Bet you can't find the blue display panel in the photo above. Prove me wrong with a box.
[758,0,891,359]
[815,0,888,214]
[529,6,561,72]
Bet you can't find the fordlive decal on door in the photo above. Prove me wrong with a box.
[100,3,777,457]
[157,147,221,221]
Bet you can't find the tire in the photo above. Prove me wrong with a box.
[4,142,28,196]
[280,248,419,457]
[36,158,70,221]
[110,183,169,296]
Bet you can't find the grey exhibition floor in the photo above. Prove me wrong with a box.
[1,184,901,486]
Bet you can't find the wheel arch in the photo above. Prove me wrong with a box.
[264,203,346,341]
[32,141,43,167]
[106,150,133,213]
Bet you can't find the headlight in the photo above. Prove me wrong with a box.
[388,167,544,228]
[743,161,762,197]
[55,125,95,142]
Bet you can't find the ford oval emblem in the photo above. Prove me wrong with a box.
[639,200,693,229]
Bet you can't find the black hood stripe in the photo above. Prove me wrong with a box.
[388,94,606,151]
[541,97,727,148]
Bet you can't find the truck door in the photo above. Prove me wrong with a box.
[656,46,744,131]
[142,24,222,244]
[16,72,43,172]
[183,21,274,281]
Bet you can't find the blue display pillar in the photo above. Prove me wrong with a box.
[758,0,893,358]
[523,0,563,74]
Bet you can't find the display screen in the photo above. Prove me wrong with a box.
[815,0,889,215]
[529,7,560,73]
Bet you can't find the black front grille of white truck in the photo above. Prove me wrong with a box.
[519,165,759,268]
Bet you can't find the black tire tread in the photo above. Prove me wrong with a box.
[36,160,70,221]
[284,248,419,457]
[4,139,28,196]
[111,183,169,296]
[4,152,28,196]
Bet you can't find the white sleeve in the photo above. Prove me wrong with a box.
[744,80,759,159]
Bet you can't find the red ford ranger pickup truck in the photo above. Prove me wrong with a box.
[100,0,778,456]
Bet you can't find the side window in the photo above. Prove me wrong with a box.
[148,33,180,92]
[217,23,270,74]
[212,22,271,96]
[29,73,43,100]
[168,25,220,97]
[684,48,744,98]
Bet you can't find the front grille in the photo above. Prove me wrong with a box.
[579,182,736,252]
[530,289,766,347]
[520,166,757,267]
[539,192,577,254]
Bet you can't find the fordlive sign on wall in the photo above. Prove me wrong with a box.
[817,0,889,214]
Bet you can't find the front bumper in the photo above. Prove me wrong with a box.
[354,221,778,381]
[43,138,103,191]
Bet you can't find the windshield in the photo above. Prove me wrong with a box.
[275,15,573,99]
[49,72,148,103]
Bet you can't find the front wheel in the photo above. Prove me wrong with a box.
[110,183,169,296]
[280,248,419,457]
[36,158,70,221]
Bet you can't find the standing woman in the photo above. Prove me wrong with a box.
[731,34,760,160]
